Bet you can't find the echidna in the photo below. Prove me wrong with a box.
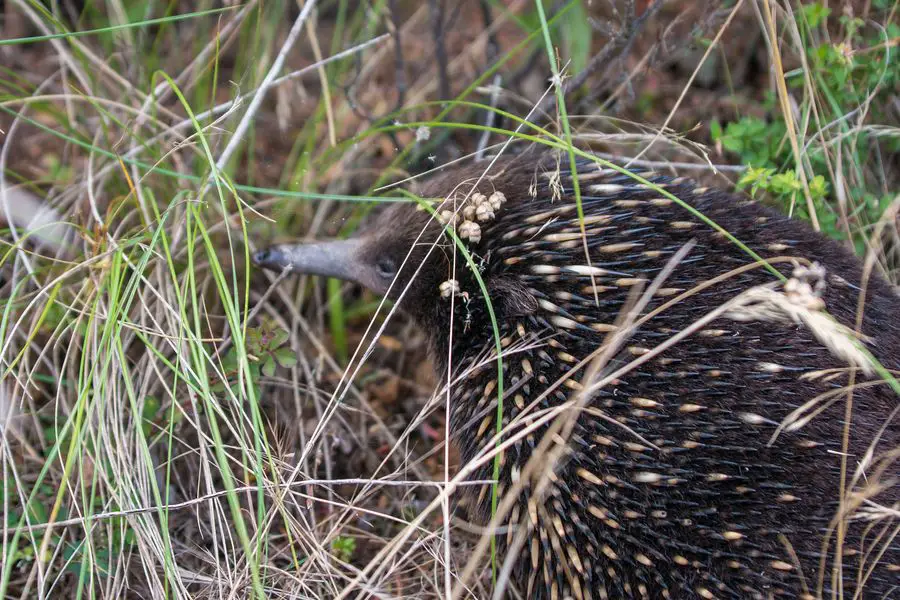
[255,151,899,599]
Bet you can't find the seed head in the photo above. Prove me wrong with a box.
[439,279,460,298]
[458,220,481,244]
[475,202,495,223]
[488,191,506,210]
[438,209,457,226]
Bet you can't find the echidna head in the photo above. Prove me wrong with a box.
[253,199,455,321]
[255,161,537,356]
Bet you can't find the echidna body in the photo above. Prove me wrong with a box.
[256,152,899,599]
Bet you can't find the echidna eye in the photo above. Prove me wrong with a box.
[375,257,397,279]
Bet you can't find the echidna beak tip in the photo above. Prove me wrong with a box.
[252,247,286,270]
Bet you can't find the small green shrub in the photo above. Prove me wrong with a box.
[712,1,898,253]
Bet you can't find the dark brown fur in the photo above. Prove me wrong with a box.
[353,151,899,599]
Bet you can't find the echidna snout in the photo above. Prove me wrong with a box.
[254,236,409,296]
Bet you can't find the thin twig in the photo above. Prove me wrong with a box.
[204,0,318,196]
[538,0,666,115]
[428,0,450,100]
[388,0,407,111]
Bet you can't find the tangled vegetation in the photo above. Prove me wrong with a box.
[0,0,896,597]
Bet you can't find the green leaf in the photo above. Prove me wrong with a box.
[141,396,161,420]
[563,1,592,75]
[801,2,831,28]
[27,497,48,524]
[328,277,348,363]
[721,135,743,153]
[274,347,298,368]
[770,171,801,195]
[270,329,290,349]
[738,166,774,197]
[246,327,262,349]
[808,175,828,201]
[331,536,356,562]
[221,350,238,371]
[262,357,276,378]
